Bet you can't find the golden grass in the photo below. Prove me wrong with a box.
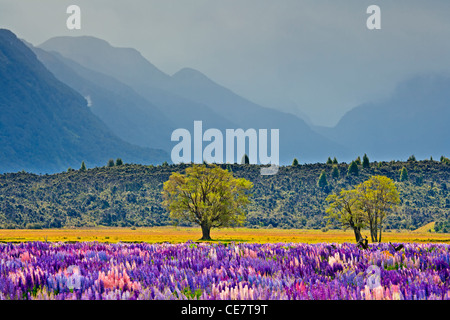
[0,226,449,244]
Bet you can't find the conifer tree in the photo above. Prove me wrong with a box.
[347,161,359,176]
[332,165,340,179]
[400,166,408,181]
[362,154,370,168]
[317,170,328,188]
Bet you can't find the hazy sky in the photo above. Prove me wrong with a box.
[1,0,450,126]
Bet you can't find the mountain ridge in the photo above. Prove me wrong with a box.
[39,35,349,164]
[0,29,168,173]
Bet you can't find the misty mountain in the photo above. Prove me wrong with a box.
[320,74,450,161]
[169,67,349,163]
[0,29,168,173]
[39,36,237,132]
[30,46,174,151]
[40,36,349,164]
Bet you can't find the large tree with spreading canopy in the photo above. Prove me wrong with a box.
[162,164,253,240]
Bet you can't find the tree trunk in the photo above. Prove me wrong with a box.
[353,227,362,243]
[349,217,362,243]
[200,224,212,240]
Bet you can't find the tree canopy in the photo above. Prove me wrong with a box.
[326,175,400,243]
[162,164,253,240]
[326,189,365,242]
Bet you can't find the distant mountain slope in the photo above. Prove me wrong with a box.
[40,36,349,164]
[324,74,450,160]
[0,29,167,173]
[31,46,174,151]
[39,36,238,132]
[170,67,349,163]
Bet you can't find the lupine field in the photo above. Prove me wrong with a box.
[0,241,449,300]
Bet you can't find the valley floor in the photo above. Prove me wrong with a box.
[0,226,449,244]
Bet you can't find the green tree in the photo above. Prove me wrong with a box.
[332,165,340,179]
[327,175,400,244]
[357,175,400,242]
[355,156,362,165]
[332,157,338,164]
[441,156,450,164]
[400,167,408,181]
[408,155,416,162]
[241,154,250,164]
[162,164,253,240]
[292,158,299,166]
[347,161,359,176]
[80,161,86,171]
[362,154,370,168]
[317,170,328,189]
[326,189,365,242]
[116,158,123,166]
[326,157,333,165]
[107,159,115,167]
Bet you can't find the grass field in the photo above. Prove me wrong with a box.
[0,224,448,244]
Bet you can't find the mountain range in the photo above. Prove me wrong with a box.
[0,29,167,173]
[1,28,449,173]
[38,35,349,165]
[315,74,450,160]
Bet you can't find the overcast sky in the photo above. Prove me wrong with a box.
[1,0,450,126]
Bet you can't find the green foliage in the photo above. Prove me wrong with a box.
[362,154,370,168]
[347,161,359,176]
[332,157,338,164]
[357,175,400,242]
[292,158,299,166]
[116,158,123,166]
[80,161,86,171]
[326,188,364,241]
[162,164,253,240]
[331,165,340,180]
[408,155,417,162]
[317,170,328,189]
[441,156,450,164]
[326,157,333,165]
[107,159,115,167]
[355,157,362,165]
[241,154,250,164]
[0,161,449,231]
[400,167,409,182]
[327,175,400,242]
[434,217,450,233]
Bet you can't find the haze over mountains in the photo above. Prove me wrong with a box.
[1,28,449,173]
[315,74,450,161]
[0,29,167,173]
[38,35,349,165]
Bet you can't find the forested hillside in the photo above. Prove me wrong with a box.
[0,159,449,231]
